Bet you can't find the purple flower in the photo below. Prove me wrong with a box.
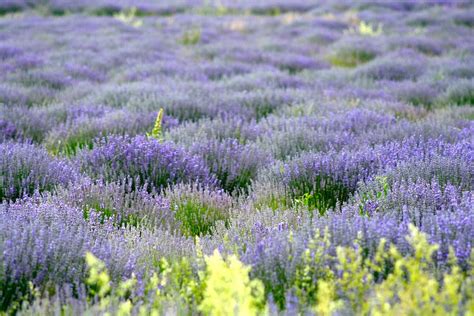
[355,50,427,81]
[192,138,272,193]
[77,135,217,191]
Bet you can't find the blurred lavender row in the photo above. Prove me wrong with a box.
[0,0,473,313]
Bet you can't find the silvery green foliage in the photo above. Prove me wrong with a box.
[164,182,233,236]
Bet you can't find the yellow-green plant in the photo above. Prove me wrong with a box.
[313,280,342,316]
[359,21,383,36]
[294,228,333,307]
[199,249,266,316]
[85,252,137,315]
[195,0,231,16]
[147,108,164,141]
[358,175,390,215]
[370,225,446,315]
[293,192,313,209]
[114,7,143,28]
[85,252,111,304]
[366,225,473,315]
[306,225,473,315]
[347,20,383,36]
[139,258,171,315]
[336,235,373,314]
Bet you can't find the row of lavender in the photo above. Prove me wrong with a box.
[1,0,474,314]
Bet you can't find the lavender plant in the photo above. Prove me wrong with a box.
[191,139,272,194]
[164,183,233,237]
[0,142,78,201]
[0,1,473,314]
[77,135,217,191]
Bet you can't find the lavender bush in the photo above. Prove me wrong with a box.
[164,183,233,236]
[77,135,217,191]
[0,142,78,202]
[191,139,272,193]
[0,1,473,314]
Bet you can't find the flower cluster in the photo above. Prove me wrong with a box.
[0,1,473,314]
[77,135,217,191]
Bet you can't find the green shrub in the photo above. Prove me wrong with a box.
[327,45,377,67]
[181,28,201,45]
[165,183,232,237]
[436,80,474,106]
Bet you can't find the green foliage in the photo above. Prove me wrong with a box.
[113,7,143,27]
[348,21,383,37]
[358,176,390,215]
[327,47,376,68]
[46,128,97,156]
[290,175,350,215]
[194,3,234,16]
[255,7,281,16]
[287,225,474,314]
[173,197,224,237]
[147,108,164,142]
[14,228,474,315]
[85,252,111,301]
[83,203,142,228]
[181,28,201,45]
[294,228,334,308]
[166,184,231,237]
[253,191,289,211]
[199,250,266,316]
[293,192,313,209]
[0,279,39,315]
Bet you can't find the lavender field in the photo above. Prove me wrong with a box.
[1,0,474,315]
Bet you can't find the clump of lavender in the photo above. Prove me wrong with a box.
[0,142,78,202]
[220,89,296,120]
[45,109,178,156]
[354,177,472,218]
[355,50,427,81]
[0,119,20,142]
[191,138,272,194]
[436,79,474,106]
[386,155,472,190]
[256,109,396,160]
[387,81,438,107]
[453,9,474,27]
[57,179,175,230]
[0,199,130,311]
[166,116,262,146]
[260,136,467,214]
[164,183,233,237]
[388,36,444,56]
[268,147,384,214]
[326,37,379,67]
[15,68,73,90]
[0,105,63,143]
[77,135,216,192]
